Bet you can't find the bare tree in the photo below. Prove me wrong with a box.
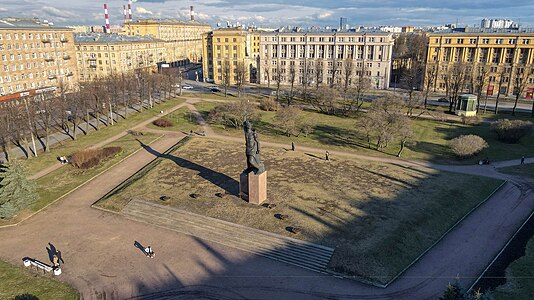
[274,61,283,102]
[287,63,297,106]
[400,60,423,116]
[275,106,302,136]
[512,65,532,115]
[472,64,489,113]
[444,62,468,112]
[314,61,323,91]
[221,60,231,97]
[423,63,437,108]
[262,58,271,89]
[235,60,248,98]
[494,67,508,114]
[340,58,354,109]
[352,62,371,112]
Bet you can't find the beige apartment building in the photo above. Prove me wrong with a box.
[427,27,534,97]
[202,28,260,85]
[0,18,78,101]
[258,29,394,89]
[74,33,166,82]
[124,19,211,64]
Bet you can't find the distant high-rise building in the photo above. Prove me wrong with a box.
[480,18,516,29]
[339,17,348,31]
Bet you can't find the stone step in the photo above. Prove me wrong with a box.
[125,200,335,259]
[125,201,334,261]
[122,200,335,274]
[125,208,333,269]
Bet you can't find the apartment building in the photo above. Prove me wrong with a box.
[258,29,394,89]
[0,18,78,101]
[427,27,534,96]
[202,28,260,85]
[124,19,211,64]
[75,33,166,82]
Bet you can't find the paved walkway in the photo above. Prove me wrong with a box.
[0,97,532,299]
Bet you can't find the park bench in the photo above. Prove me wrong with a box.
[23,258,61,275]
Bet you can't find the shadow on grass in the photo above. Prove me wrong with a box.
[137,140,239,196]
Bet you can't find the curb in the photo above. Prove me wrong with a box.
[0,135,164,229]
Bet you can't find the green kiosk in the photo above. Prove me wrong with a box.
[455,94,478,117]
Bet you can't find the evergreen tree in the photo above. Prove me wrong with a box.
[0,160,38,219]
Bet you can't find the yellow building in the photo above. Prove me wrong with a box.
[427,28,534,97]
[124,19,211,64]
[202,28,260,85]
[0,18,78,101]
[74,33,166,82]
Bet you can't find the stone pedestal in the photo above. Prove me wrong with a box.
[240,171,267,205]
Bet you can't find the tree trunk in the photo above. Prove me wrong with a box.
[494,94,500,114]
[397,140,406,157]
[512,94,520,115]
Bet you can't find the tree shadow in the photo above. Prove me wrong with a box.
[312,125,369,150]
[137,140,239,196]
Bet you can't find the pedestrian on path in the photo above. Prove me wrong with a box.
[145,246,155,258]
[52,254,59,267]
[291,142,295,151]
[325,151,329,161]
[521,156,525,165]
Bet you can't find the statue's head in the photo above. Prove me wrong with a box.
[243,119,252,132]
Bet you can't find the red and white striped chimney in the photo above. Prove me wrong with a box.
[190,6,195,21]
[123,5,127,24]
[104,4,110,33]
[128,0,133,22]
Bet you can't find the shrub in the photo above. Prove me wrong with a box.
[450,135,488,158]
[152,118,174,128]
[491,119,533,144]
[462,116,482,126]
[433,111,449,122]
[208,100,259,128]
[259,98,279,111]
[71,147,122,169]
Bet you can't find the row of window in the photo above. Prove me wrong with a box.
[439,37,531,45]
[0,32,67,41]
[0,41,67,51]
[3,59,68,72]
[76,44,163,51]
[263,36,387,43]
[2,51,70,61]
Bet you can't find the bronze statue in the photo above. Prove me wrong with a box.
[244,119,265,174]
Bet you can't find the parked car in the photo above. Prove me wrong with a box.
[182,85,194,90]
[437,97,449,103]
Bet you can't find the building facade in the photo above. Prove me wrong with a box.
[0,18,78,101]
[258,30,394,89]
[74,33,166,82]
[124,19,211,64]
[427,28,534,97]
[202,28,260,85]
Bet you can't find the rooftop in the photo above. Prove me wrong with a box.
[128,19,210,27]
[434,27,534,34]
[74,33,164,44]
[0,18,70,30]
[261,27,392,35]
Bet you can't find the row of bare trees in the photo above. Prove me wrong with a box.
[0,69,184,161]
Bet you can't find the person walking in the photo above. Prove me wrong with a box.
[521,156,525,165]
[52,254,60,267]
[291,142,295,151]
[57,250,64,264]
[325,151,330,161]
[145,246,155,258]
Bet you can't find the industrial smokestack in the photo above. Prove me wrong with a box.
[190,6,195,21]
[123,5,127,25]
[128,0,133,22]
[104,4,110,33]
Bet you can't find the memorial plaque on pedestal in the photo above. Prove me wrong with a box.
[240,171,267,205]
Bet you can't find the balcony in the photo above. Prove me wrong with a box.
[66,72,74,77]
[44,57,55,62]
[87,57,97,61]
[63,55,71,60]
[48,75,57,80]
[60,38,69,43]
[41,38,51,43]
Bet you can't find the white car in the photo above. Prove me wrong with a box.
[182,85,194,90]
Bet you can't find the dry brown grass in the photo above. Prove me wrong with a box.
[70,147,122,169]
[102,138,501,284]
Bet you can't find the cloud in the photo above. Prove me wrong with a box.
[136,7,154,15]
[0,8,7,12]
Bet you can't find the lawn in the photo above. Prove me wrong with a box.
[0,260,79,300]
[147,107,201,134]
[17,97,185,177]
[193,101,534,164]
[493,237,534,300]
[0,132,160,227]
[96,138,502,285]
[498,164,534,180]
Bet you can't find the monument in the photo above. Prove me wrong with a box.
[240,119,267,205]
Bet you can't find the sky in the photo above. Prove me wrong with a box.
[1,0,534,28]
